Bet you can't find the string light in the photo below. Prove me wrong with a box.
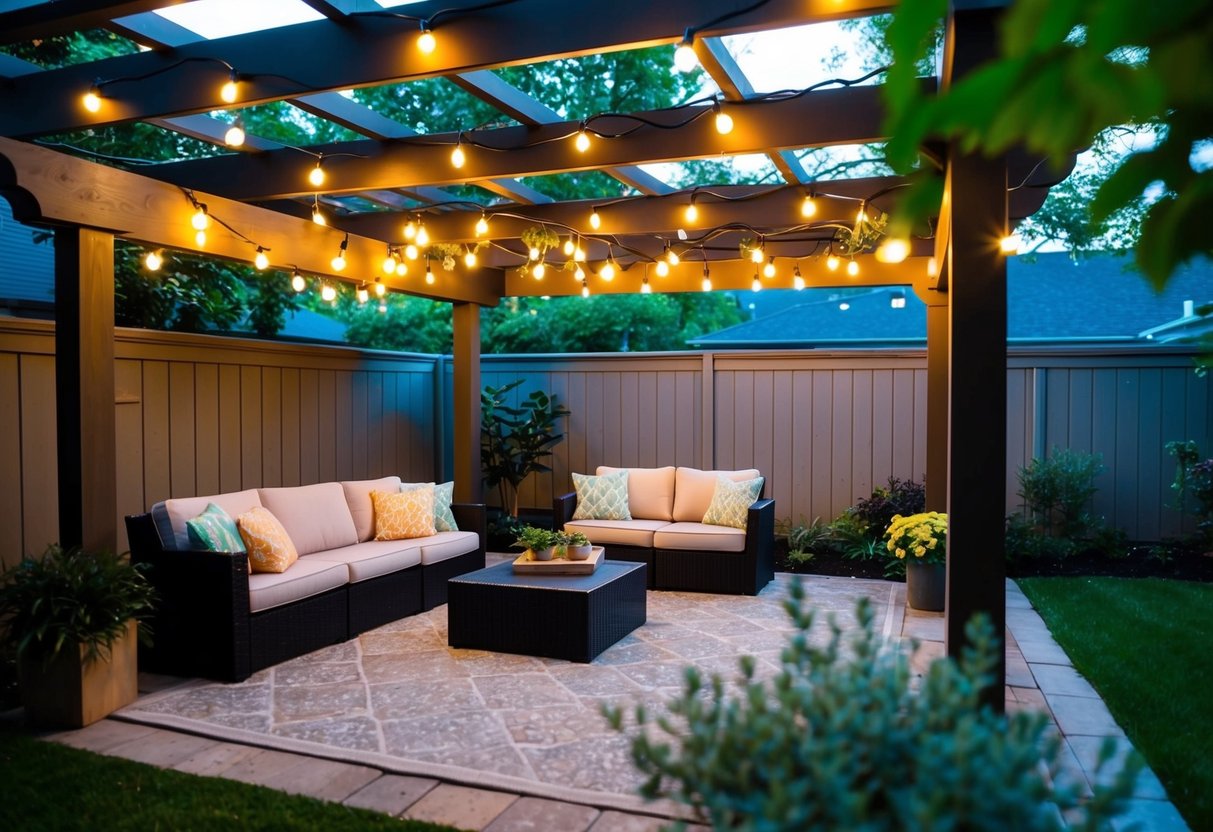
[685,197,699,224]
[575,265,586,280]
[321,283,337,302]
[404,220,417,240]
[417,21,436,53]
[589,208,601,230]
[191,205,209,231]
[713,100,734,135]
[581,280,590,298]
[143,250,163,271]
[416,224,430,246]
[224,117,245,147]
[562,237,575,256]
[533,262,546,279]
[357,285,369,304]
[600,259,616,281]
[405,244,419,260]
[673,31,697,73]
[450,135,466,169]
[801,194,817,217]
[876,238,910,264]
[219,70,239,104]
[475,214,489,236]
[793,265,806,290]
[826,254,840,271]
[378,303,387,313]
[311,202,326,226]
[308,159,326,188]
[1000,234,1022,254]
[194,230,206,246]
[655,260,669,278]
[574,127,591,153]
[383,249,399,274]
[529,246,541,261]
[331,236,348,271]
[927,256,939,277]
[763,257,776,278]
[424,262,435,285]
[254,247,269,270]
[82,82,102,112]
[374,277,387,297]
[641,277,652,294]
[751,273,762,292]
[701,264,712,292]
[847,259,860,277]
[396,261,408,276]
[291,270,306,292]
[750,243,764,264]
[574,242,586,262]
[464,248,478,268]
[667,247,681,267]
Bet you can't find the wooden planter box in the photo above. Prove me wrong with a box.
[18,620,138,728]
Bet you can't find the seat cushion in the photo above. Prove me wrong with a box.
[598,466,676,521]
[653,522,747,552]
[155,489,263,551]
[420,531,481,565]
[672,468,762,522]
[563,519,670,548]
[248,558,349,613]
[185,503,246,554]
[341,476,403,541]
[258,483,359,556]
[306,540,422,583]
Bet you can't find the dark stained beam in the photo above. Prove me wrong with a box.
[0,0,191,44]
[142,85,899,200]
[0,0,893,137]
[107,8,200,48]
[145,114,284,151]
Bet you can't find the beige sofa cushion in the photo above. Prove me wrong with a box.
[420,531,482,565]
[248,558,349,613]
[653,522,747,552]
[341,476,403,541]
[672,468,761,522]
[597,466,676,521]
[563,519,671,548]
[306,540,422,583]
[155,489,264,551]
[258,483,358,556]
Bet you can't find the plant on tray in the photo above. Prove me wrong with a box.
[0,545,156,727]
[514,526,558,561]
[606,582,1139,830]
[555,530,593,561]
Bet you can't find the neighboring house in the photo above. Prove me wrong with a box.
[691,252,1213,349]
[0,198,54,316]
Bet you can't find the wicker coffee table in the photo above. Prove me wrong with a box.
[447,560,647,662]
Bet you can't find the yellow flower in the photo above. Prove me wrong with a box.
[895,548,906,559]
[914,545,926,557]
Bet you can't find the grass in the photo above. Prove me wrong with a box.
[0,719,456,831]
[1018,576,1213,831]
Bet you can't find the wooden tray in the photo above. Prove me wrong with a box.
[512,546,604,575]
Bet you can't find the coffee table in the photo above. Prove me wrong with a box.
[447,560,647,662]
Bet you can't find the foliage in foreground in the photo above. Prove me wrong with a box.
[607,583,1138,831]
[1020,577,1213,831]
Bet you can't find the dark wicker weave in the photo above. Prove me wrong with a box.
[448,560,647,662]
[248,586,348,672]
[422,549,484,610]
[553,490,775,596]
[348,566,422,633]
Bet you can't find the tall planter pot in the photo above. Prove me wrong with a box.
[17,620,138,728]
[906,561,945,612]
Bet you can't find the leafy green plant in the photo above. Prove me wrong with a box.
[1018,447,1103,539]
[480,380,570,517]
[514,526,558,552]
[852,477,926,537]
[1167,440,1213,542]
[0,546,156,666]
[785,516,831,559]
[607,583,1138,830]
[1005,514,1079,563]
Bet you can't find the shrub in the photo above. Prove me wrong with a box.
[852,476,926,536]
[1017,447,1103,539]
[785,516,830,559]
[1005,514,1079,563]
[1167,440,1213,543]
[607,582,1138,831]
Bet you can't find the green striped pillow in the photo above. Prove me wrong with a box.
[186,503,247,553]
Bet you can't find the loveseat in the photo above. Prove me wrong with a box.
[125,476,485,682]
[554,466,774,595]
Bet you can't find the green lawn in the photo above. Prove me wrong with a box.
[1018,576,1213,831]
[0,720,456,831]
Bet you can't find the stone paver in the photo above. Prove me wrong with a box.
[1066,735,1170,800]
[106,727,220,768]
[260,756,380,802]
[1030,663,1100,699]
[484,796,600,831]
[403,783,518,830]
[1046,694,1125,738]
[219,748,309,787]
[172,741,261,776]
[48,719,157,753]
[343,774,439,816]
[587,811,672,832]
[1112,799,1192,832]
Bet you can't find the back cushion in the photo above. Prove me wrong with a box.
[341,476,403,541]
[258,483,358,556]
[672,467,762,522]
[157,489,263,551]
[597,466,676,521]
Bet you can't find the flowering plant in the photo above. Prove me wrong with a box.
[884,512,947,566]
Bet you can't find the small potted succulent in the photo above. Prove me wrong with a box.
[514,526,558,561]
[557,530,594,560]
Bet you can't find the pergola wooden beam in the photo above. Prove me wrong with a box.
[0,0,892,138]
[141,85,898,200]
[0,137,503,306]
[0,0,191,44]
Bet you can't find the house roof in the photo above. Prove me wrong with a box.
[690,252,1213,348]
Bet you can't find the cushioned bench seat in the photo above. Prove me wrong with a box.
[249,558,350,613]
[652,522,746,552]
[561,519,670,548]
[307,540,423,582]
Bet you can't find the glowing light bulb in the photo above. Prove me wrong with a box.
[801,195,817,218]
[714,108,734,135]
[404,221,417,240]
[1000,234,1022,254]
[194,230,206,246]
[574,245,586,262]
[475,215,488,236]
[927,256,939,277]
[701,274,712,292]
[751,276,762,292]
[641,279,652,294]
[144,251,162,271]
[763,259,776,278]
[655,260,669,278]
[826,254,840,271]
[383,254,398,274]
[847,259,860,277]
[793,267,806,291]
[405,244,419,260]
[191,207,209,231]
[856,206,868,224]
[321,284,336,302]
[574,129,591,153]
[581,281,590,298]
[416,225,430,247]
[418,26,436,54]
[331,253,346,271]
[312,206,326,226]
[308,162,325,188]
[600,260,616,281]
[378,303,387,313]
[562,238,574,256]
[224,121,245,147]
[450,143,466,169]
[220,72,238,104]
[357,286,369,304]
[876,238,910,264]
[667,249,680,267]
[685,202,698,224]
[291,271,306,292]
[750,246,763,264]
[464,250,477,268]
[254,248,269,270]
[589,209,601,230]
[395,262,407,277]
[529,246,541,261]
[575,265,586,280]
[374,280,386,297]
[425,264,435,285]
[82,86,102,113]
[533,262,546,279]
[673,36,697,73]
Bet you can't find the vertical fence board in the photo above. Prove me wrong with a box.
[831,371,853,516]
[299,369,319,485]
[193,363,219,497]
[851,369,873,501]
[280,368,301,487]
[114,359,144,552]
[261,367,282,488]
[141,362,170,504]
[811,371,834,518]
[20,354,57,555]
[1113,370,1140,535]
[0,355,23,565]
[351,371,368,479]
[218,364,242,493]
[168,363,196,498]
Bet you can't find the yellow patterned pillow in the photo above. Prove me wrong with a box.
[371,488,436,540]
[236,506,299,573]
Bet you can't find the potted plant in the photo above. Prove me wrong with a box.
[884,512,948,611]
[0,545,156,727]
[514,526,557,561]
[558,531,594,561]
[481,380,570,521]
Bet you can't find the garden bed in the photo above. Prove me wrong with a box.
[1009,546,1213,583]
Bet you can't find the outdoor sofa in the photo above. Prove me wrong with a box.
[125,477,485,682]
[554,466,774,595]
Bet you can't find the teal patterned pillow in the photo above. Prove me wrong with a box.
[186,503,247,553]
[571,470,632,521]
[433,481,458,532]
[702,476,764,530]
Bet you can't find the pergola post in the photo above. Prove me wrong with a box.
[451,302,483,503]
[925,299,949,512]
[54,226,117,553]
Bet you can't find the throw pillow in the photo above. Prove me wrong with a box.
[236,506,299,573]
[186,503,246,553]
[702,475,764,530]
[571,470,632,521]
[433,481,458,532]
[373,488,436,540]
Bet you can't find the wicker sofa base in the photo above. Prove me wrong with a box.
[348,566,422,634]
[249,586,349,673]
[598,544,655,588]
[422,549,485,611]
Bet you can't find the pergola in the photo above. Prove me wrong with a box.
[0,0,1068,701]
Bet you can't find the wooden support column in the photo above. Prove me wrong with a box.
[54,227,117,553]
[451,303,483,504]
[925,299,949,512]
